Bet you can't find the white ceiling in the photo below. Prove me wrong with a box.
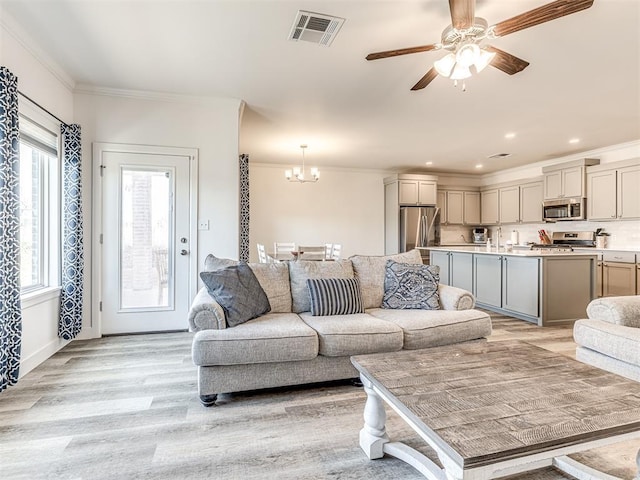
[2,0,639,174]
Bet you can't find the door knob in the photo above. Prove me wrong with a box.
[180,249,189,256]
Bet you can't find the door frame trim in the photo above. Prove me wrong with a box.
[89,142,199,338]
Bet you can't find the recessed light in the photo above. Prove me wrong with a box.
[505,132,516,139]
[425,161,433,166]
[475,164,483,169]
[569,138,580,144]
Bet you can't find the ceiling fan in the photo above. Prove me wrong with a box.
[366,0,594,91]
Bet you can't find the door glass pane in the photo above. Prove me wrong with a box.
[120,168,172,310]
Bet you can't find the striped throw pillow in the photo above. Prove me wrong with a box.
[306,278,364,316]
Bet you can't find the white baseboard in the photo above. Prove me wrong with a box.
[19,337,70,378]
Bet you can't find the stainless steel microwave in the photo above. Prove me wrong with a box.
[543,197,586,221]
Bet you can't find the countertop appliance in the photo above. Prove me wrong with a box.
[529,231,596,251]
[400,206,440,262]
[473,227,488,244]
[543,197,586,221]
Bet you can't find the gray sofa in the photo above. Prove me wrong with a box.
[189,249,492,406]
[574,295,640,382]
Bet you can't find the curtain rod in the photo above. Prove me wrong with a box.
[18,90,70,128]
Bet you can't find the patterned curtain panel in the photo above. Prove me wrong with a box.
[239,154,250,262]
[58,124,84,340]
[0,66,22,393]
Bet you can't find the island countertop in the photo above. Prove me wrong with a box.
[425,245,598,257]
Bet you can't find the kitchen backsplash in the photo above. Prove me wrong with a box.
[441,220,640,250]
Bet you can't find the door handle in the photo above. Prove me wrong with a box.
[180,249,189,256]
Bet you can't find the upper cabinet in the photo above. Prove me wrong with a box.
[387,174,437,206]
[481,189,499,225]
[438,188,481,225]
[520,181,543,223]
[499,186,520,224]
[542,158,599,200]
[587,159,640,221]
[481,178,543,225]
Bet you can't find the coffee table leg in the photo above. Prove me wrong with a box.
[359,375,390,459]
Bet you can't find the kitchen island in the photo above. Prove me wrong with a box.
[428,246,598,326]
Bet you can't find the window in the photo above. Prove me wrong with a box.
[18,112,60,294]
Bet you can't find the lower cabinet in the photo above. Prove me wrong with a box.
[473,255,502,308]
[502,256,540,317]
[450,252,473,293]
[430,251,450,285]
[603,261,636,296]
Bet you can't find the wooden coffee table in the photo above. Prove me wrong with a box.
[351,340,640,480]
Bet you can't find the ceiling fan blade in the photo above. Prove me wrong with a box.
[449,0,475,30]
[492,0,594,37]
[366,44,439,61]
[411,68,438,91]
[485,46,530,75]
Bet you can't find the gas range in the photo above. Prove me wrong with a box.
[529,231,596,253]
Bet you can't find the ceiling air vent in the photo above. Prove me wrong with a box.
[288,10,345,47]
[487,153,512,159]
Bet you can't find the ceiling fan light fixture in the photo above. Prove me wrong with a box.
[450,63,472,80]
[434,53,456,77]
[455,43,480,68]
[474,48,496,73]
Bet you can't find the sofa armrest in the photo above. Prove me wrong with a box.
[586,296,640,328]
[438,284,475,311]
[188,287,226,332]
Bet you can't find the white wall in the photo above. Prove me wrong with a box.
[249,163,386,261]
[1,13,75,376]
[74,89,243,338]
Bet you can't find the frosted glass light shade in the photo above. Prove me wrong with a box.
[456,43,480,68]
[285,169,292,179]
[474,49,496,73]
[450,63,472,80]
[434,53,456,77]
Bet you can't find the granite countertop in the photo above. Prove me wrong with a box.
[427,245,599,257]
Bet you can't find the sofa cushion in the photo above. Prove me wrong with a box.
[382,260,440,310]
[249,262,292,313]
[307,277,364,316]
[586,296,640,328]
[204,254,238,271]
[574,318,640,368]
[367,308,492,350]
[200,263,271,327]
[289,260,355,313]
[299,312,403,356]
[350,250,423,309]
[192,313,319,366]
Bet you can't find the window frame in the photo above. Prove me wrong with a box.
[18,102,61,298]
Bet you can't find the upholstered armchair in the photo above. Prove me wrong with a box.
[573,295,640,382]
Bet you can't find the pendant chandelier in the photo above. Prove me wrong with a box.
[285,144,319,183]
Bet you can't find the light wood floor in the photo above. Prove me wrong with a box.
[0,312,638,479]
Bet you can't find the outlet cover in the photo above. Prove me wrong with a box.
[198,220,209,231]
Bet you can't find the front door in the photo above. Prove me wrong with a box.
[96,143,197,334]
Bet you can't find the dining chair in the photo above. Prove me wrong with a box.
[257,243,269,263]
[274,242,296,256]
[330,243,342,260]
[297,245,326,261]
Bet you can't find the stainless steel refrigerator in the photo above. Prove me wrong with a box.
[399,206,440,262]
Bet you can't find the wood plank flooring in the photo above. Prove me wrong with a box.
[0,312,638,479]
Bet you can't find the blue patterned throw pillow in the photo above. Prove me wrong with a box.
[307,277,364,316]
[382,260,440,310]
[200,263,271,327]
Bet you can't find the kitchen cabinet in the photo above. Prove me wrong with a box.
[520,181,543,223]
[481,189,499,225]
[473,254,502,308]
[587,160,640,220]
[436,190,447,224]
[450,252,473,293]
[543,158,599,200]
[502,256,540,317]
[596,259,603,297]
[438,189,480,225]
[430,251,450,285]
[399,179,437,205]
[637,262,640,295]
[602,252,637,296]
[499,186,520,224]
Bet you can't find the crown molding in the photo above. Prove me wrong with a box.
[249,161,393,176]
[74,83,243,108]
[0,10,75,91]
